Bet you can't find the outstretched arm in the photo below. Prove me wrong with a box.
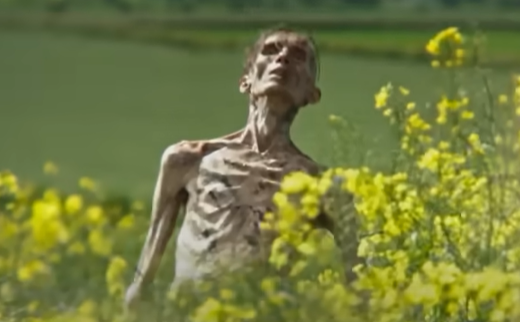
[124,142,200,309]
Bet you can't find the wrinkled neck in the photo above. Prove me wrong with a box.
[240,96,298,153]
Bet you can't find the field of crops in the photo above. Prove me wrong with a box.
[3,18,520,322]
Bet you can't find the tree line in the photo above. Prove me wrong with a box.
[25,0,520,14]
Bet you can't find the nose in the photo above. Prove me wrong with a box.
[275,47,290,65]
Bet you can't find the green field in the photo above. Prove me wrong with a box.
[3,12,520,63]
[83,27,520,57]
[0,29,515,198]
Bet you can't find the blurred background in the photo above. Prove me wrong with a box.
[0,0,518,199]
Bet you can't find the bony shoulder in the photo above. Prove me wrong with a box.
[160,140,204,168]
[160,139,232,168]
[162,140,196,155]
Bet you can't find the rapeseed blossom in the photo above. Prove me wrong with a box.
[426,27,466,68]
[0,167,145,322]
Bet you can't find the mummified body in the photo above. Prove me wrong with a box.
[124,28,358,309]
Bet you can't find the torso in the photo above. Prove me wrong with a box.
[173,140,318,286]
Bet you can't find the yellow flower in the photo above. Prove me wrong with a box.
[79,177,97,191]
[317,172,333,195]
[404,275,439,306]
[17,260,49,283]
[280,171,314,195]
[442,27,459,37]
[417,148,441,171]
[0,217,19,242]
[64,194,83,215]
[260,277,277,294]
[86,205,105,226]
[426,39,440,55]
[43,188,61,203]
[452,32,463,43]
[296,242,316,256]
[116,214,135,229]
[468,133,484,154]
[88,229,112,257]
[461,110,474,119]
[67,241,86,255]
[192,298,222,321]
[106,256,127,296]
[0,171,18,193]
[407,113,431,132]
[498,94,509,104]
[399,86,410,96]
[375,84,391,109]
[455,48,465,59]
[318,269,340,286]
[31,200,69,250]
[300,193,319,218]
[43,161,59,175]
[383,219,401,236]
[77,300,97,316]
[426,27,465,68]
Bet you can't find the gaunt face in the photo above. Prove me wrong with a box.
[240,31,320,108]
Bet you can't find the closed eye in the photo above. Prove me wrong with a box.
[290,47,307,62]
[261,43,279,55]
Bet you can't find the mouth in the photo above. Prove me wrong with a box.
[268,66,288,78]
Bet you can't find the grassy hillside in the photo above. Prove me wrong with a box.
[2,12,520,68]
[0,29,514,198]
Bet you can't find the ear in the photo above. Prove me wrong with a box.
[307,87,321,105]
[239,75,251,94]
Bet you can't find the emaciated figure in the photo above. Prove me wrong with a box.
[124,27,359,310]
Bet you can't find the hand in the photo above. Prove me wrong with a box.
[123,283,142,313]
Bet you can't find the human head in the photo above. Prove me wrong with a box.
[239,27,321,110]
